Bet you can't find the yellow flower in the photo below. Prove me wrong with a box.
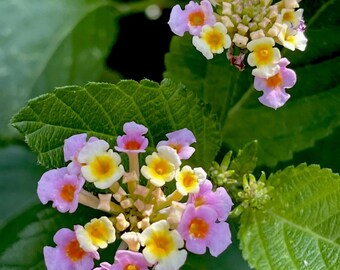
[247,37,281,78]
[175,166,207,195]
[78,140,124,189]
[278,24,307,51]
[75,217,116,252]
[141,146,181,187]
[140,220,187,269]
[192,22,231,60]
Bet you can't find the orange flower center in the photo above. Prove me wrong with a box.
[283,11,294,22]
[194,196,205,207]
[124,265,139,270]
[154,160,171,175]
[125,140,141,150]
[189,218,209,238]
[60,184,76,202]
[65,239,86,262]
[205,30,224,50]
[182,173,196,188]
[188,11,205,26]
[266,72,283,89]
[169,143,182,154]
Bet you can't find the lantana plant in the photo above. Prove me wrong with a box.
[2,1,339,270]
[37,122,233,270]
[168,0,307,109]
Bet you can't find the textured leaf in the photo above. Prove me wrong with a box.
[11,79,220,170]
[164,0,340,167]
[0,204,119,270]
[0,0,118,138]
[239,164,340,269]
[0,145,44,224]
[229,140,258,182]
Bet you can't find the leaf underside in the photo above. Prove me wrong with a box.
[11,79,220,170]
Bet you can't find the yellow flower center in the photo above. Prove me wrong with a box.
[85,219,110,245]
[153,159,172,175]
[90,154,115,180]
[148,232,175,258]
[188,11,205,26]
[125,140,141,150]
[266,72,283,89]
[189,218,209,238]
[203,29,225,52]
[254,45,273,66]
[60,184,76,202]
[65,239,86,262]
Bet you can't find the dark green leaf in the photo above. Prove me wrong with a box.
[239,164,340,269]
[0,146,44,224]
[164,1,340,167]
[0,0,118,138]
[11,79,220,170]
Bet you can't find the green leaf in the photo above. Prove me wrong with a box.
[229,140,258,182]
[0,204,119,270]
[0,0,119,138]
[164,1,340,167]
[11,79,220,170]
[239,164,340,269]
[0,145,44,224]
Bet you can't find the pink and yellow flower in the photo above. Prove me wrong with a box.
[75,217,116,252]
[37,167,85,213]
[177,204,231,257]
[115,121,149,153]
[111,250,149,270]
[141,146,181,187]
[175,165,207,195]
[168,0,216,36]
[139,220,187,270]
[188,180,233,222]
[43,228,99,270]
[247,37,281,78]
[156,128,196,160]
[64,133,98,175]
[254,57,297,109]
[78,139,125,189]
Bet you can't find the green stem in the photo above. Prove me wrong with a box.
[227,85,255,119]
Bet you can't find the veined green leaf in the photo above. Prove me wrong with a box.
[0,0,118,138]
[164,0,340,167]
[11,79,220,170]
[239,164,340,269]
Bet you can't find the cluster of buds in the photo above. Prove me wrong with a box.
[168,0,307,109]
[37,121,233,270]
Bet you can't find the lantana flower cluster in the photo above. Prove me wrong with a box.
[38,121,233,270]
[168,0,308,109]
